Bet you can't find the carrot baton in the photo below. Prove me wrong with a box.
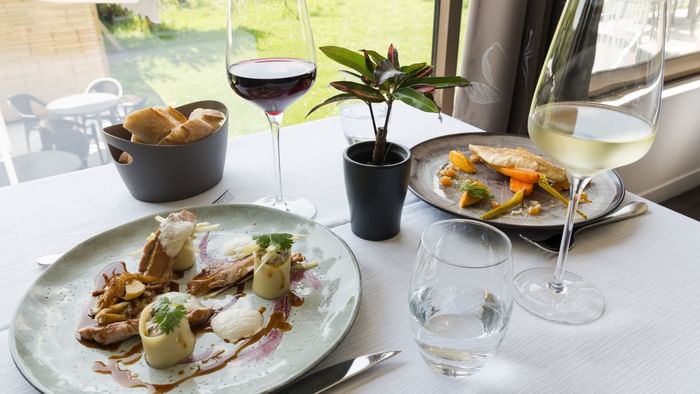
[509,177,534,196]
[496,167,540,184]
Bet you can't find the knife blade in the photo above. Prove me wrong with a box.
[276,350,401,394]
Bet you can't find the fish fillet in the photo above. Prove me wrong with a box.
[468,144,567,182]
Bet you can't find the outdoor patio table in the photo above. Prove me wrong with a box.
[46,93,119,117]
[1,103,699,393]
[46,92,119,164]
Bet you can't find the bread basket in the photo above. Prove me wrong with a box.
[102,100,228,202]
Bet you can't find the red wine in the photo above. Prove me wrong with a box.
[228,58,316,115]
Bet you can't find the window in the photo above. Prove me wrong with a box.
[0,0,438,185]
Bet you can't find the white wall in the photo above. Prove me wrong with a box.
[617,76,700,202]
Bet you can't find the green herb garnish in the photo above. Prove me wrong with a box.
[151,297,187,335]
[253,233,294,251]
[460,180,494,200]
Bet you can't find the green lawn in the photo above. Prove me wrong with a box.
[104,0,467,136]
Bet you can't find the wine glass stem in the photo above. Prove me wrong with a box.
[550,175,592,292]
[266,112,286,208]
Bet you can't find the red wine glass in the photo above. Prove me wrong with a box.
[226,0,317,218]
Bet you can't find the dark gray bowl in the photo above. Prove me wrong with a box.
[102,100,228,202]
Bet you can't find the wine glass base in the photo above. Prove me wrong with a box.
[513,268,605,325]
[253,195,316,219]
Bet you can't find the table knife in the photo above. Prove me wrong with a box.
[276,350,400,394]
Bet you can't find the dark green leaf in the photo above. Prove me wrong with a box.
[152,297,187,335]
[394,87,439,113]
[253,233,294,251]
[320,46,372,79]
[306,93,357,118]
[363,49,386,64]
[330,81,385,102]
[403,76,470,89]
[400,62,428,76]
[362,50,375,74]
[339,70,363,80]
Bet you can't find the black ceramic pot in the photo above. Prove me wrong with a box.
[343,141,411,241]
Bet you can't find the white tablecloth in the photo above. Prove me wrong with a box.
[2,103,699,393]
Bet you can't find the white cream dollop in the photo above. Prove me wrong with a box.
[211,304,263,343]
[159,216,196,257]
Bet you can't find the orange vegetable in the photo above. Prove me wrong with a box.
[509,177,534,196]
[444,168,457,177]
[459,191,481,208]
[496,167,540,184]
[439,176,453,187]
[449,150,476,173]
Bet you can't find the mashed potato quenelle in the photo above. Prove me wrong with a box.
[138,296,195,369]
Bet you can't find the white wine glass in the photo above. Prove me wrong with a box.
[514,0,667,324]
[226,0,317,218]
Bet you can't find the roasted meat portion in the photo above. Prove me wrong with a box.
[187,255,255,296]
[139,210,197,280]
[78,210,199,346]
[79,307,214,345]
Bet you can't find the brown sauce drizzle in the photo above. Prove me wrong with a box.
[95,311,292,393]
[288,292,304,307]
[87,262,307,392]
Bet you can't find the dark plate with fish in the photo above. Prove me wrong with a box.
[9,204,361,393]
[409,133,625,230]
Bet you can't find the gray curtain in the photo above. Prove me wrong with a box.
[453,0,566,134]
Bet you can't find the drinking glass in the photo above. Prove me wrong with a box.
[514,0,667,324]
[226,0,317,218]
[409,219,512,377]
[340,102,387,145]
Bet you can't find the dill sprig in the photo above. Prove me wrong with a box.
[460,180,493,200]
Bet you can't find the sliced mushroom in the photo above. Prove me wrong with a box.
[123,279,145,300]
[95,310,128,325]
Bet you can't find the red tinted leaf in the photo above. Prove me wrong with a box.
[412,85,436,94]
[387,43,400,67]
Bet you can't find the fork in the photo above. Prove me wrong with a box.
[35,189,235,267]
[211,188,235,205]
[519,201,648,254]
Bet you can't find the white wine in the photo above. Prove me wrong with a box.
[528,103,656,177]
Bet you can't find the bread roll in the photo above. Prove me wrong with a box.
[118,151,133,164]
[189,108,225,129]
[159,118,215,145]
[123,107,186,144]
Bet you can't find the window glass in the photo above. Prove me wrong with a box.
[667,0,700,59]
[0,0,435,186]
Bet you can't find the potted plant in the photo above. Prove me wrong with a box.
[308,44,469,240]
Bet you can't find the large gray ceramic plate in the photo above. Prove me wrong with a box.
[10,204,361,393]
[410,133,625,230]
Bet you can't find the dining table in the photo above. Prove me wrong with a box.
[2,103,699,393]
[8,151,82,183]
